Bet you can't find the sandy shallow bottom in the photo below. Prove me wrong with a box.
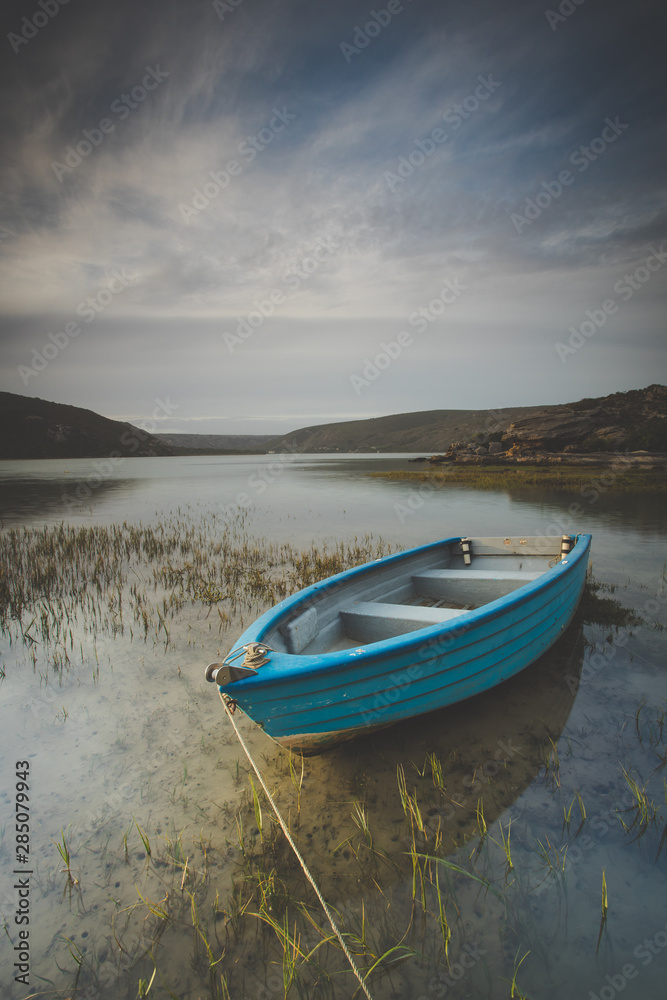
[0,517,666,1000]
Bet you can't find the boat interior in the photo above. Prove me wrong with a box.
[265,535,569,655]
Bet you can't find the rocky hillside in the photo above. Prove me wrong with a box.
[501,384,667,454]
[2,392,175,460]
[4,385,664,461]
[265,385,666,455]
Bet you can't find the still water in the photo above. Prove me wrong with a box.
[0,455,665,1000]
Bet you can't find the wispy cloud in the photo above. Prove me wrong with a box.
[0,0,665,431]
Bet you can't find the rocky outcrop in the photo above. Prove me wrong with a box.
[421,386,667,466]
[502,408,604,450]
[501,385,666,454]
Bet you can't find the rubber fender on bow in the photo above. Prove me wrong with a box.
[205,661,258,685]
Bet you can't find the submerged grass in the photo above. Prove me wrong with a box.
[2,507,665,998]
[53,828,78,886]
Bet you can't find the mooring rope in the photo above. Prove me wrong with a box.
[218,691,375,1000]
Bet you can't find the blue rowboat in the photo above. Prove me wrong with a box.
[205,533,591,754]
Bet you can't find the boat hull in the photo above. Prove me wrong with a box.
[212,534,591,753]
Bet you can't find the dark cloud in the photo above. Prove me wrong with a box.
[0,0,665,431]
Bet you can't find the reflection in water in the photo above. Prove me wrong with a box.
[199,624,585,999]
[0,474,141,524]
[507,485,667,537]
[305,622,584,885]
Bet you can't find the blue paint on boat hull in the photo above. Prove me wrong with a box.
[214,534,591,753]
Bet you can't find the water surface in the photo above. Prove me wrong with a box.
[0,455,665,999]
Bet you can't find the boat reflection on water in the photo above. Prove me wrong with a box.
[215,619,587,1000]
[256,617,585,902]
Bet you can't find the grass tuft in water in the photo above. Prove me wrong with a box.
[509,948,531,998]
[596,868,609,954]
[563,789,587,837]
[53,829,78,886]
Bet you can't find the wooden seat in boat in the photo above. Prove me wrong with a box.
[340,601,463,643]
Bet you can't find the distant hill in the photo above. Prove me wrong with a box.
[263,405,549,453]
[1,392,175,460]
[3,385,664,461]
[260,385,666,454]
[155,433,276,454]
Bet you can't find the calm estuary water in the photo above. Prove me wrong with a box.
[0,455,665,1000]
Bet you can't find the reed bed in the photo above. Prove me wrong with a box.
[370,465,667,492]
[0,516,391,670]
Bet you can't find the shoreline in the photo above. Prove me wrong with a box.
[371,462,667,491]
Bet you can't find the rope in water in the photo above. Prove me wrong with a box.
[218,691,374,1000]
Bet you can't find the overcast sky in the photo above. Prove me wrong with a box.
[1,0,665,435]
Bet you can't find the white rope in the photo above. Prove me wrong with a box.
[218,692,374,1000]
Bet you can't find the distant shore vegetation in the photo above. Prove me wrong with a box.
[371,464,667,492]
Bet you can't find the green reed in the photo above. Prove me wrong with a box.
[61,934,84,991]
[434,866,451,964]
[134,819,152,858]
[352,801,373,850]
[619,767,658,843]
[397,765,426,836]
[493,819,513,874]
[509,948,530,998]
[596,868,609,954]
[427,752,446,793]
[535,836,568,882]
[137,967,156,997]
[563,789,587,836]
[53,829,77,886]
[475,798,487,840]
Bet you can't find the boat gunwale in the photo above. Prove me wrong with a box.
[218,533,592,689]
[256,574,585,725]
